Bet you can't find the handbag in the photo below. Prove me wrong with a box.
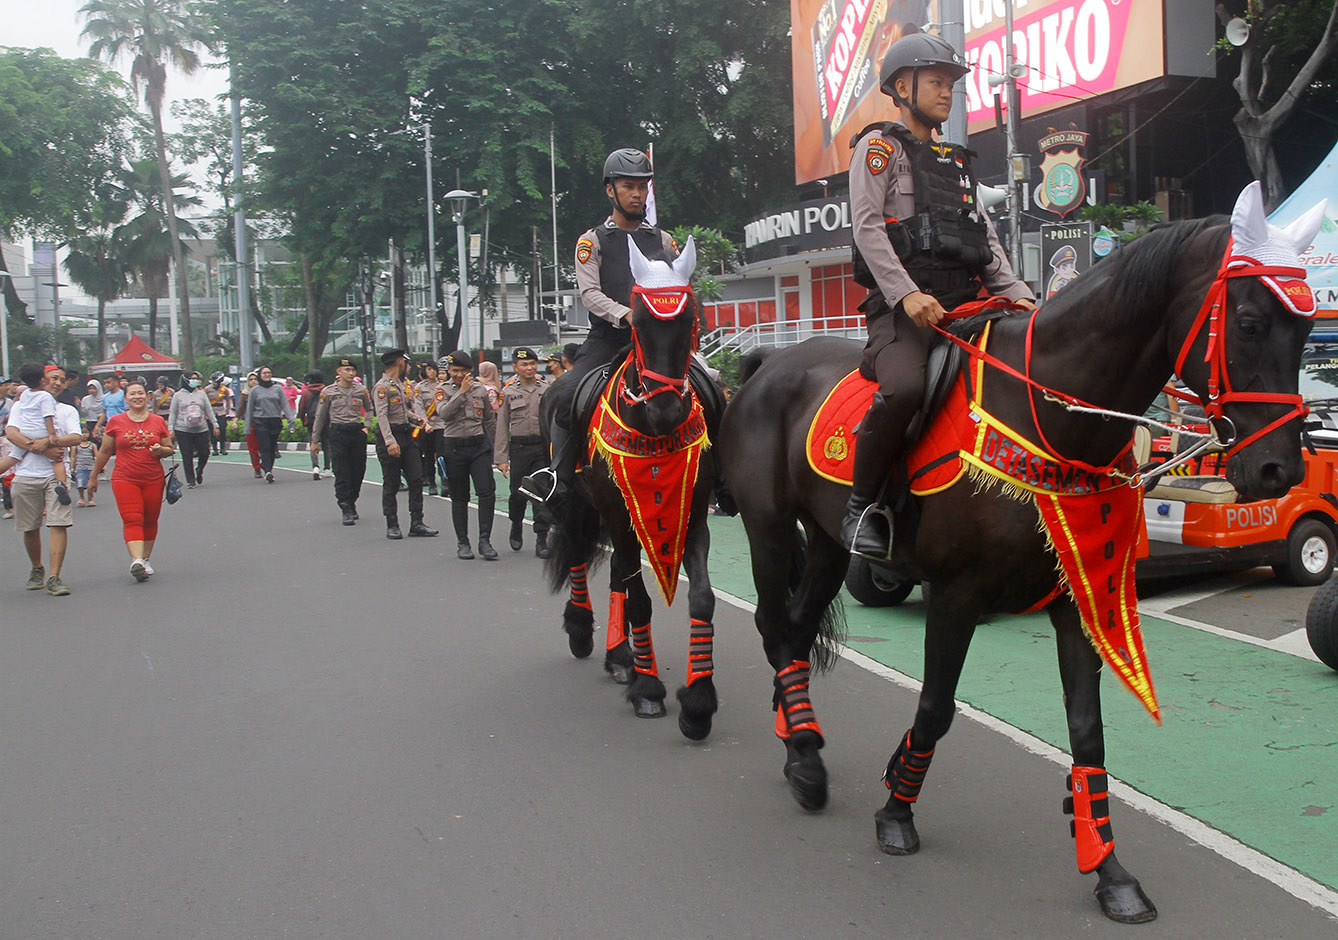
[164,462,183,504]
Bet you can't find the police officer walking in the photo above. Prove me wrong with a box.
[521,148,677,509]
[495,347,550,557]
[842,28,1034,560]
[372,349,437,540]
[439,350,498,560]
[311,357,373,526]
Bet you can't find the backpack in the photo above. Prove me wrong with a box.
[182,394,207,431]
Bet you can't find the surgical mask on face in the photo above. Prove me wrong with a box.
[189,378,201,389]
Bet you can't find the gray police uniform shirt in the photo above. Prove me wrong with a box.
[849,120,1032,308]
[575,218,678,326]
[372,375,422,446]
[311,380,373,444]
[414,380,448,431]
[439,381,497,442]
[494,376,547,466]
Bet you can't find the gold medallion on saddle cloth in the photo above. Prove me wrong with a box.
[804,325,1159,720]
[588,360,709,605]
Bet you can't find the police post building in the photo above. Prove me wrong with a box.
[701,0,1280,346]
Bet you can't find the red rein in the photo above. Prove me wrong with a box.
[623,285,699,405]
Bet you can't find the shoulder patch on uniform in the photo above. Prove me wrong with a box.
[376,388,386,399]
[576,238,594,264]
[866,143,892,176]
[319,390,328,401]
[435,389,445,401]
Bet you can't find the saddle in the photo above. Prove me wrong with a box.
[571,351,726,442]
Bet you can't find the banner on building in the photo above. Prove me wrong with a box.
[1040,221,1093,299]
[1035,127,1089,219]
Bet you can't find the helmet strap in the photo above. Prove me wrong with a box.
[904,69,943,132]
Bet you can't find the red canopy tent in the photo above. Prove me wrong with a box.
[87,335,183,376]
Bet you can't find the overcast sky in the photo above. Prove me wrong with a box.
[7,0,232,133]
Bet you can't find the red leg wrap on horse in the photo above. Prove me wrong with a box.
[569,564,591,611]
[629,620,657,676]
[773,660,823,740]
[1065,765,1114,873]
[882,729,935,802]
[606,592,627,650]
[685,618,714,686]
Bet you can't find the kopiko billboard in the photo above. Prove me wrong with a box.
[791,0,1165,184]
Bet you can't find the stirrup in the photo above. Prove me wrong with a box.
[850,503,895,562]
[519,467,558,503]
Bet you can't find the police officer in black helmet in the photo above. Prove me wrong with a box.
[520,148,677,510]
[842,27,1034,560]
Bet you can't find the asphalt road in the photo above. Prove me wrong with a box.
[2,459,1336,939]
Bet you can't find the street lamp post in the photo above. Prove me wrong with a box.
[0,270,10,377]
[445,189,477,352]
[424,121,438,350]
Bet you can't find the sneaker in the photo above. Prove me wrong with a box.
[26,567,45,590]
[266,471,275,483]
[142,560,155,577]
[45,576,70,596]
[131,559,149,582]
[312,468,321,480]
[54,482,71,505]
[3,510,13,519]
[254,468,263,478]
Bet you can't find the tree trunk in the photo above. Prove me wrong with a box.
[302,252,318,371]
[1236,112,1287,211]
[97,298,107,361]
[151,101,193,368]
[392,240,408,350]
[0,245,29,319]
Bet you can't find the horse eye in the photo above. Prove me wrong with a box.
[1236,316,1265,338]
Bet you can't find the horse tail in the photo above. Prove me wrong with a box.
[786,524,847,674]
[737,349,769,386]
[544,499,606,594]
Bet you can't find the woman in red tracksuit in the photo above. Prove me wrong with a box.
[88,380,174,583]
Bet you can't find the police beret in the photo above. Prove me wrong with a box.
[442,350,473,369]
[336,357,356,368]
[512,347,537,362]
[381,348,410,367]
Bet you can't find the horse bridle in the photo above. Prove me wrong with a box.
[1171,238,1310,457]
[620,284,699,406]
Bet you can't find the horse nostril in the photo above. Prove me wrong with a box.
[1260,461,1291,494]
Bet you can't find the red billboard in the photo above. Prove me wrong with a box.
[792,0,1167,184]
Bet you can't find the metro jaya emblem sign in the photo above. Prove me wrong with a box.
[1035,128,1089,220]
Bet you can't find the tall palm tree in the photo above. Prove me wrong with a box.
[119,158,201,348]
[65,224,132,362]
[80,0,212,369]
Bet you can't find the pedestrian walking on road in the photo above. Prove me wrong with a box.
[89,380,173,583]
[373,349,437,540]
[413,361,446,496]
[477,360,503,413]
[298,370,328,479]
[80,378,104,437]
[4,364,82,595]
[239,366,295,483]
[169,371,219,487]
[236,372,263,477]
[207,373,233,455]
[310,358,373,526]
[495,347,550,556]
[73,431,96,506]
[439,350,498,560]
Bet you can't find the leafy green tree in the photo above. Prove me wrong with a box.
[0,48,135,320]
[1215,1,1338,209]
[81,0,214,368]
[117,157,201,348]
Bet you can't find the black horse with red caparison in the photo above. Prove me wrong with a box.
[716,182,1327,923]
[543,237,723,737]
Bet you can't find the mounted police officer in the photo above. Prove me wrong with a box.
[520,147,677,510]
[841,28,1035,561]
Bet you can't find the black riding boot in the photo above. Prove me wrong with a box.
[840,392,907,561]
[520,424,573,512]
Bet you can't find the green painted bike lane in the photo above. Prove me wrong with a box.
[214,450,1338,891]
[701,514,1338,894]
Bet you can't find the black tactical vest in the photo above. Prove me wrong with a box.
[851,122,993,308]
[592,224,671,343]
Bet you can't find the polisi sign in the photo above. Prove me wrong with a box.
[1225,505,1278,529]
[744,196,853,262]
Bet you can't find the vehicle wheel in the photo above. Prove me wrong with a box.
[1305,576,1338,671]
[845,557,916,607]
[1274,518,1336,587]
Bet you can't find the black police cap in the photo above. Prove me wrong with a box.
[442,349,473,369]
[512,347,537,362]
[380,348,409,367]
[336,357,356,369]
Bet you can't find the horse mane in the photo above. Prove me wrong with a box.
[1039,216,1230,328]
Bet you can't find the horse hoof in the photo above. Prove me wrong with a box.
[874,807,920,855]
[608,663,635,685]
[783,760,828,811]
[678,712,712,740]
[675,682,717,741]
[631,696,667,718]
[565,626,594,659]
[1095,880,1158,924]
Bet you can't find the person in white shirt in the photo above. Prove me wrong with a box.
[4,364,83,595]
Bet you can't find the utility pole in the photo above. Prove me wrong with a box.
[531,226,541,321]
[941,0,967,147]
[230,60,253,379]
[1003,0,1024,274]
[424,120,437,340]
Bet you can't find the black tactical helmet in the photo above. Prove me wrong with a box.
[879,30,970,99]
[602,148,654,184]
